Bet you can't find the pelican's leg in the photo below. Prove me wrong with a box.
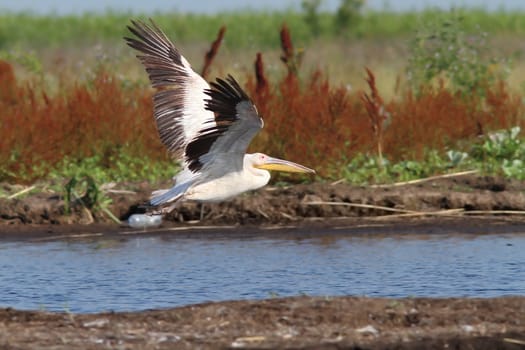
[149,201,181,216]
[199,203,205,221]
[161,202,179,215]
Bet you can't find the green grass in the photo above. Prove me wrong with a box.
[2,8,525,51]
[4,8,524,98]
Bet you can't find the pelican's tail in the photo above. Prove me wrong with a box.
[150,181,193,206]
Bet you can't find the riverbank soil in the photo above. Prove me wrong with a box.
[1,174,525,227]
[1,296,524,349]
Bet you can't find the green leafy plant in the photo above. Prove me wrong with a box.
[0,50,42,74]
[64,175,120,223]
[446,150,469,168]
[342,149,473,185]
[469,126,525,178]
[407,10,508,98]
[343,154,389,185]
[502,159,525,179]
[470,126,522,160]
[49,153,177,185]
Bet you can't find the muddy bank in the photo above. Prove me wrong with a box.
[1,174,525,229]
[1,296,524,349]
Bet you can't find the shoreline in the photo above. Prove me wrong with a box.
[1,215,525,240]
[1,296,524,349]
[2,174,525,230]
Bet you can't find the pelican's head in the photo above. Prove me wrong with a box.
[249,153,315,174]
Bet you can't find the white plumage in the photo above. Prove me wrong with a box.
[125,20,314,212]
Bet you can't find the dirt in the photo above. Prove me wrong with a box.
[1,296,524,349]
[1,173,525,228]
[1,174,524,349]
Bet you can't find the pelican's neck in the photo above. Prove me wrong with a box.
[244,153,271,187]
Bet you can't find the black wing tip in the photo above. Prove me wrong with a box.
[207,74,251,102]
[124,20,147,50]
[126,18,156,31]
[124,17,186,69]
[124,18,147,40]
[124,18,165,46]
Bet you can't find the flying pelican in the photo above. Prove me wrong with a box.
[125,20,315,212]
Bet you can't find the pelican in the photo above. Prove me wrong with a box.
[125,20,315,212]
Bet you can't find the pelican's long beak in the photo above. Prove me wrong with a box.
[255,156,315,174]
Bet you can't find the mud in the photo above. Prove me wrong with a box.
[1,296,524,349]
[1,174,525,228]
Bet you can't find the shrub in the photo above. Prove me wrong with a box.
[246,26,368,178]
[407,10,508,98]
[334,0,365,35]
[301,0,323,36]
[384,82,524,161]
[0,61,169,183]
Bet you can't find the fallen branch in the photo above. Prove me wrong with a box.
[462,210,525,216]
[31,232,104,242]
[100,206,122,224]
[105,189,137,195]
[330,178,346,185]
[504,338,525,346]
[257,208,270,219]
[373,209,465,220]
[370,170,479,188]
[7,185,36,199]
[303,201,418,214]
[304,202,525,219]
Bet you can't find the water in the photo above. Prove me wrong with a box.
[0,232,524,313]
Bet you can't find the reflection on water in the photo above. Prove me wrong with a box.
[0,232,524,313]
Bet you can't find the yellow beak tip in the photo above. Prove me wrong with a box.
[257,162,315,174]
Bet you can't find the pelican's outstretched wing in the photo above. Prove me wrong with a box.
[125,19,215,161]
[125,20,263,179]
[187,75,263,175]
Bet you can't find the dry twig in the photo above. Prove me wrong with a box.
[304,201,418,214]
[7,185,36,199]
[370,170,479,188]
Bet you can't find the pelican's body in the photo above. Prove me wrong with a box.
[180,153,270,202]
[125,20,314,211]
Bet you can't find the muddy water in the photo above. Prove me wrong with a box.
[0,231,524,313]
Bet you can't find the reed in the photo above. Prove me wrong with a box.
[2,9,525,50]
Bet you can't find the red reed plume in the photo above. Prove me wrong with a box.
[361,67,388,166]
[201,26,226,79]
[254,52,268,96]
[280,24,301,78]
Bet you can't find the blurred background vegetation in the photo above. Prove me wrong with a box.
[1,0,525,190]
